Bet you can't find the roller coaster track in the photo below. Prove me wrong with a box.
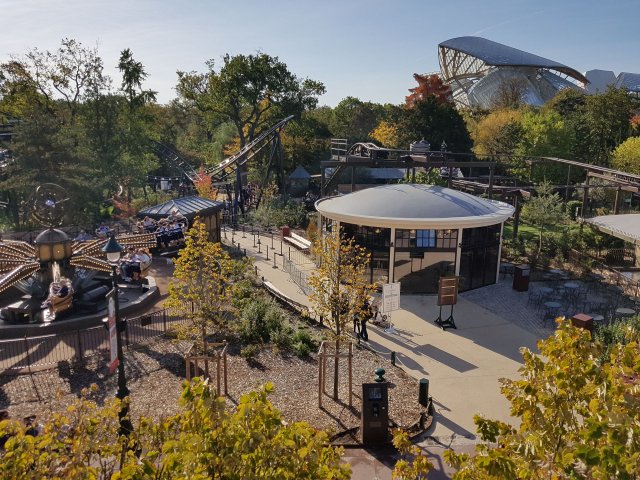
[153,115,294,185]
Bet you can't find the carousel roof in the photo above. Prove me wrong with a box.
[137,196,223,220]
[315,184,514,229]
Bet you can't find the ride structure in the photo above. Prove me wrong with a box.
[152,115,294,214]
[0,184,156,323]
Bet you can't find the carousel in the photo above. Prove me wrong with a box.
[0,184,157,324]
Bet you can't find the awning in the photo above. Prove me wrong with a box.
[586,214,640,244]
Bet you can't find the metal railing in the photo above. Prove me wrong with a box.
[569,249,640,297]
[0,303,192,374]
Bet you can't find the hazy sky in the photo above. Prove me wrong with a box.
[2,0,638,106]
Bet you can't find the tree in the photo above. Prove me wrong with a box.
[176,53,325,148]
[397,97,473,153]
[405,73,452,107]
[611,136,640,174]
[520,182,568,254]
[491,77,528,109]
[370,120,400,148]
[583,87,634,165]
[308,227,376,399]
[445,319,640,479]
[329,96,385,142]
[0,380,351,479]
[392,429,434,479]
[165,218,241,352]
[471,108,523,156]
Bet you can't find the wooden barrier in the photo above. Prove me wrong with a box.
[185,341,228,396]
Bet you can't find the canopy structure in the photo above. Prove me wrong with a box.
[316,184,514,229]
[586,214,640,245]
[438,36,588,108]
[137,196,223,221]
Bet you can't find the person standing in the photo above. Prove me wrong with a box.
[360,301,372,341]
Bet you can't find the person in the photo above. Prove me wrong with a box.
[360,300,372,341]
[95,224,110,238]
[353,310,361,336]
[143,216,156,233]
[119,248,136,281]
[74,230,91,242]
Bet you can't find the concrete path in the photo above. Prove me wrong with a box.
[224,226,550,478]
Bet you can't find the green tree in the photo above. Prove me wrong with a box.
[176,53,325,148]
[329,96,385,142]
[165,218,242,353]
[308,226,377,399]
[445,319,640,479]
[611,135,640,174]
[584,87,634,166]
[397,97,472,153]
[521,181,568,254]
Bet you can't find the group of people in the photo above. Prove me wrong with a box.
[119,248,151,282]
[134,210,187,250]
[352,300,374,341]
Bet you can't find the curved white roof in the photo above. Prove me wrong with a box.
[586,214,640,244]
[315,184,514,229]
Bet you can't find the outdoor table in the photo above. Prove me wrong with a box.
[500,262,514,278]
[543,301,562,321]
[586,313,605,325]
[614,307,635,320]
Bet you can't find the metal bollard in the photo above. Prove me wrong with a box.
[273,253,277,269]
[266,245,269,260]
[257,239,261,253]
[242,225,246,238]
[253,233,256,247]
[391,351,396,366]
[271,232,274,250]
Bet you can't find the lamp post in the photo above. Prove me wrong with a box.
[101,235,131,435]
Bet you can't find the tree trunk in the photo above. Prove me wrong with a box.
[333,338,339,401]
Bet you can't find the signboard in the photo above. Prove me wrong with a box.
[106,289,119,374]
[437,277,459,306]
[382,282,401,313]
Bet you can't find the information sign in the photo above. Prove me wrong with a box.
[382,282,401,313]
[437,277,459,306]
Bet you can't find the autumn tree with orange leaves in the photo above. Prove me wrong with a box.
[405,73,452,107]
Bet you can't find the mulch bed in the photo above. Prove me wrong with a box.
[1,334,425,444]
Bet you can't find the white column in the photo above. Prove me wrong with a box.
[454,228,463,277]
[389,227,396,283]
[495,222,505,283]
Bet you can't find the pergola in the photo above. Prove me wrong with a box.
[586,214,640,267]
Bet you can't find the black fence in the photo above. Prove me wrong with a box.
[0,304,191,374]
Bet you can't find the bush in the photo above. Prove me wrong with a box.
[291,328,317,358]
[237,296,288,345]
[240,344,260,359]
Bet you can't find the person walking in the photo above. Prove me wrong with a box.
[360,300,372,341]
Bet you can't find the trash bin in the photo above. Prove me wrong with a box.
[281,225,290,239]
[513,264,530,292]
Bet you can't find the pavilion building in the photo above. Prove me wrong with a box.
[315,184,515,293]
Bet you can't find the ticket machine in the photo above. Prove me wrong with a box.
[361,371,390,445]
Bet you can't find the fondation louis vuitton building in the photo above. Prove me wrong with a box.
[438,36,640,109]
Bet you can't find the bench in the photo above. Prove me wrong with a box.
[284,232,312,251]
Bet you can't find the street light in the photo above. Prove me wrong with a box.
[101,235,132,435]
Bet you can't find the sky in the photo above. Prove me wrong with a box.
[1,0,639,107]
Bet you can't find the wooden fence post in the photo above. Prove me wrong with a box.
[348,342,353,408]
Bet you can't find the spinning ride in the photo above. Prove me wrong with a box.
[0,184,156,323]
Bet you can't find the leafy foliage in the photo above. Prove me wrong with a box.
[521,182,568,254]
[0,380,350,479]
[308,226,377,338]
[405,73,453,107]
[612,136,640,175]
[445,319,640,479]
[392,429,434,479]
[166,218,246,352]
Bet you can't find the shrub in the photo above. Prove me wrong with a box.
[240,344,260,359]
[292,342,311,358]
[237,296,288,345]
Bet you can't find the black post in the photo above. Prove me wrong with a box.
[112,265,131,436]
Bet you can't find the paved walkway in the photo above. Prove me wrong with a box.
[224,226,552,479]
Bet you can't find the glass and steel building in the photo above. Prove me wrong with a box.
[438,36,589,109]
[315,184,515,293]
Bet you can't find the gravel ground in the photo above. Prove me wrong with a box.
[0,332,421,442]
